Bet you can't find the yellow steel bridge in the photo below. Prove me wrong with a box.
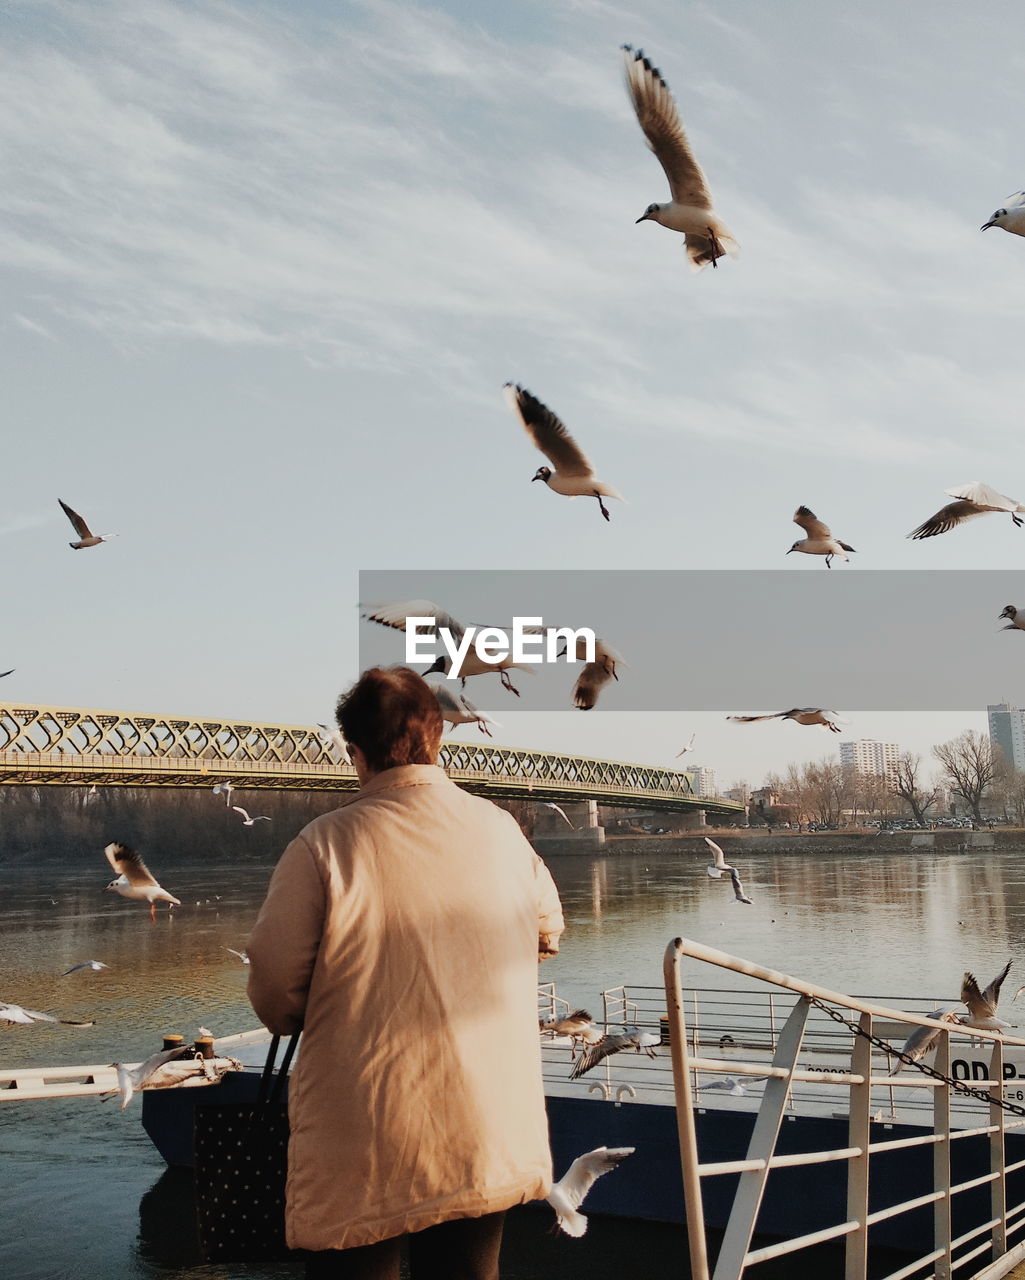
[0,703,742,816]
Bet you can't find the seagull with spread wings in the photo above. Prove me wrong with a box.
[676,732,696,758]
[546,1147,635,1237]
[908,483,1025,540]
[232,806,271,827]
[569,1027,661,1080]
[786,506,856,567]
[539,1009,604,1059]
[890,1007,965,1074]
[542,802,575,828]
[728,708,849,734]
[61,960,109,976]
[704,836,734,879]
[622,44,738,271]
[0,1001,95,1026]
[224,947,250,965]
[58,499,117,550]
[428,679,501,738]
[103,842,181,922]
[570,639,626,711]
[504,383,624,522]
[961,960,1013,1033]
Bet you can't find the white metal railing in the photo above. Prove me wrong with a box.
[663,937,1025,1280]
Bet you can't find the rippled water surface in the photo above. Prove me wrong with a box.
[4,843,1024,1278]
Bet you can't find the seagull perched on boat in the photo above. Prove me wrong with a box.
[539,1009,604,1058]
[542,802,575,828]
[504,383,624,522]
[103,842,181,922]
[61,960,109,976]
[427,679,501,738]
[363,599,536,695]
[891,1008,965,1074]
[569,1027,661,1080]
[232,806,271,827]
[908,483,1025,540]
[58,498,117,550]
[0,1001,95,1026]
[211,781,235,805]
[676,732,696,758]
[224,947,250,965]
[622,44,738,271]
[999,606,1025,633]
[981,191,1025,237]
[961,960,1013,1033]
[546,1146,635,1237]
[786,506,856,568]
[728,708,848,734]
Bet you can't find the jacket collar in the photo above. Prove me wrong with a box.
[355,763,451,800]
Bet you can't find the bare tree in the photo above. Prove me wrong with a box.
[933,732,995,823]
[889,752,940,826]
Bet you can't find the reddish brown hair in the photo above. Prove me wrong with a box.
[336,666,443,773]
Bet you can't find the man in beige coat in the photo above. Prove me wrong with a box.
[247,666,565,1279]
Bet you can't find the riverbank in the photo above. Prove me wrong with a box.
[536,828,1025,856]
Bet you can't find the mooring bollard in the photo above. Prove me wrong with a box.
[195,1037,215,1060]
[162,1034,184,1052]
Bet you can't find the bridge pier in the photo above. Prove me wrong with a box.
[676,810,707,830]
[533,799,606,853]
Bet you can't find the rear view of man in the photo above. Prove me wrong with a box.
[248,665,565,1279]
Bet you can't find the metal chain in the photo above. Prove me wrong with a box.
[809,996,1025,1118]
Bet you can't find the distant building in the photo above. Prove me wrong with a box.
[686,765,717,798]
[988,703,1025,771]
[838,739,901,778]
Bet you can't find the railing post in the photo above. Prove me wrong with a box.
[933,1031,952,1280]
[844,1012,873,1280]
[712,995,811,1280]
[663,938,710,1280]
[990,1037,1007,1261]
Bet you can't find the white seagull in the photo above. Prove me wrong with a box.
[61,960,109,976]
[697,1076,747,1095]
[104,842,181,922]
[961,960,1013,1033]
[546,1147,635,1237]
[543,802,575,828]
[703,836,734,879]
[676,732,696,758]
[569,1027,661,1080]
[728,708,849,734]
[0,1002,95,1026]
[570,639,627,711]
[1000,606,1025,633]
[113,1046,193,1111]
[908,483,1025,540]
[504,383,624,522]
[224,947,250,965]
[316,723,351,763]
[891,1007,964,1074]
[211,781,235,805]
[363,599,536,695]
[786,506,856,568]
[981,191,1025,237]
[427,679,501,738]
[232,806,271,827]
[728,867,753,906]
[622,44,738,271]
[58,499,117,550]
[539,1009,604,1059]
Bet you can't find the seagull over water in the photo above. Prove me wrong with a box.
[961,960,1013,1032]
[104,842,181,922]
[0,1001,95,1026]
[232,806,271,827]
[981,191,1025,237]
[504,383,624,522]
[704,836,734,879]
[61,960,109,976]
[908,483,1025,540]
[622,45,738,271]
[211,781,235,805]
[224,947,250,965]
[728,708,849,734]
[543,802,575,828]
[787,506,856,567]
[58,499,117,550]
[546,1147,635,1237]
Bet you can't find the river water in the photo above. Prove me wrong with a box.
[2,843,1022,1279]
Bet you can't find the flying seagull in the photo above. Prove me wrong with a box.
[961,960,1013,1032]
[704,837,734,879]
[504,383,624,522]
[61,960,109,976]
[428,679,501,737]
[676,732,696,758]
[728,867,753,905]
[316,723,351,763]
[891,1007,964,1074]
[786,506,856,568]
[622,45,738,271]
[571,639,626,710]
[103,841,181,922]
[363,599,536,694]
[1000,606,1025,633]
[908,483,1025,540]
[546,1147,635,1237]
[224,947,250,965]
[58,499,117,550]
[697,1075,748,1095]
[211,782,235,805]
[232,806,271,827]
[981,191,1025,237]
[569,1027,661,1080]
[539,1009,604,1059]
[543,802,575,828]
[0,1002,95,1026]
[113,1046,192,1111]
[0,669,12,679]
[728,708,848,733]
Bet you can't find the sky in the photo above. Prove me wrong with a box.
[4,0,1025,788]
